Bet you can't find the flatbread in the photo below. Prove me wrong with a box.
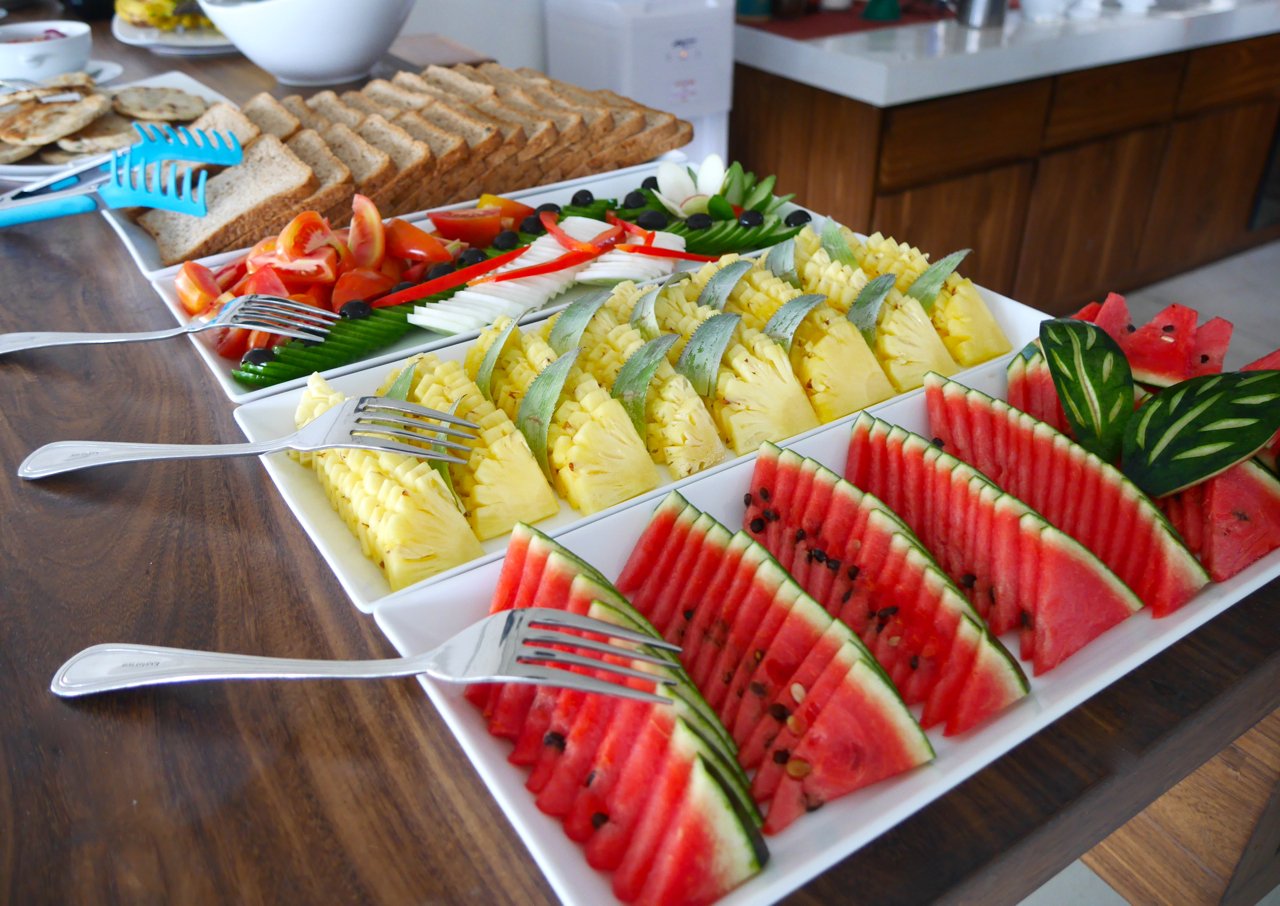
[112,86,208,123]
[37,146,96,165]
[44,71,97,91]
[56,112,137,153]
[0,93,111,146]
[0,139,39,164]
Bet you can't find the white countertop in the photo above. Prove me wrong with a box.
[734,0,1280,107]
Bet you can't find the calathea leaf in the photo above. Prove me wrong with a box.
[1039,318,1134,463]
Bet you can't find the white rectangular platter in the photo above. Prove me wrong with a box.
[233,287,1048,613]
[144,162,683,404]
[373,355,1280,906]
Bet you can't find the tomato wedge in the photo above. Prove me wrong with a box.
[477,193,536,226]
[174,261,222,316]
[234,264,291,298]
[349,194,386,270]
[428,207,505,249]
[331,268,396,311]
[246,247,340,284]
[277,211,332,260]
[211,258,248,292]
[385,218,452,263]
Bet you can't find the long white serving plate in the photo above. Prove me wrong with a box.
[233,286,1048,613]
[145,161,685,404]
[373,355,1280,906]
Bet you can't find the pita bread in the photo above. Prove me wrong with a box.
[0,93,111,146]
[0,139,39,164]
[38,147,97,165]
[112,86,208,123]
[44,71,97,90]
[56,112,137,153]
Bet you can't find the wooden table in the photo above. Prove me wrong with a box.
[1,9,1277,905]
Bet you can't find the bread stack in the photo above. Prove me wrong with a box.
[138,63,694,266]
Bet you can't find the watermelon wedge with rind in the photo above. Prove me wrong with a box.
[1160,459,1280,582]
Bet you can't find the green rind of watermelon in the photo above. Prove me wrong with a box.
[925,372,1209,618]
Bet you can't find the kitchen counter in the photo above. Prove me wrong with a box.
[735,0,1280,107]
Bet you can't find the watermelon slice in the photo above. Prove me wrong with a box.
[1122,303,1199,387]
[925,373,1210,617]
[846,413,1143,673]
[617,494,934,834]
[1091,292,1132,344]
[1160,460,1280,582]
[1190,316,1233,377]
[1072,301,1102,322]
[1006,347,1070,435]
[469,524,767,903]
[744,442,1027,735]
[1244,347,1280,471]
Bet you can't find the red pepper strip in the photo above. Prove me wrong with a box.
[472,248,597,284]
[606,210,656,245]
[615,244,720,262]
[371,245,529,308]
[541,210,599,253]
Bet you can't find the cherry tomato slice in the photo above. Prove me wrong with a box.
[385,218,452,264]
[211,258,248,292]
[174,261,222,316]
[331,268,396,311]
[277,211,333,260]
[476,193,536,227]
[235,265,291,298]
[349,194,386,270]
[427,207,504,249]
[245,248,340,285]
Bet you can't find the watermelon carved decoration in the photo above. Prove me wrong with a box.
[1121,370,1280,498]
[1039,319,1134,464]
[906,249,970,311]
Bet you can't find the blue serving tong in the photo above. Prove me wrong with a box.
[0,123,243,228]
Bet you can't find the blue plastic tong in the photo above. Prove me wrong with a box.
[0,123,243,228]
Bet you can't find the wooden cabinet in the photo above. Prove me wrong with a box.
[730,33,1280,312]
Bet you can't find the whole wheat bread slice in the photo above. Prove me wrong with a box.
[393,109,469,208]
[241,93,300,140]
[138,134,316,266]
[280,95,331,133]
[355,114,434,216]
[286,127,353,224]
[307,91,364,129]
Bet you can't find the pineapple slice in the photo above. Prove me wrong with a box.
[791,306,896,421]
[930,273,1012,365]
[541,305,728,478]
[876,292,960,391]
[797,248,872,315]
[713,327,821,455]
[465,316,556,422]
[378,354,559,541]
[294,374,483,590]
[849,231,931,292]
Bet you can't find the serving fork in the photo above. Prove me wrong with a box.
[19,394,477,479]
[51,607,681,702]
[0,293,338,356]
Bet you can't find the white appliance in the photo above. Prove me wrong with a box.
[544,0,734,163]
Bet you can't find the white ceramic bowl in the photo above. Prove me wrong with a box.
[196,0,413,87]
[0,20,91,82]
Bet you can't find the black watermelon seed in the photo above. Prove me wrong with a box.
[773,748,791,764]
[804,795,825,813]
[847,565,861,580]
[749,681,766,696]
[749,517,766,534]
[723,671,733,685]
[683,608,695,622]
[826,557,841,572]
[1021,611,1034,628]
[759,487,771,501]
[768,703,791,722]
[795,528,807,542]
[1234,510,1250,521]
[910,655,920,670]
[764,509,779,522]
[880,606,899,618]
[961,573,977,588]
[842,589,853,603]
[584,770,596,787]
[591,812,609,829]
[1162,323,1176,333]
[811,549,827,563]
[744,492,753,506]
[1200,354,1210,363]
[1126,323,1136,333]
[543,731,566,751]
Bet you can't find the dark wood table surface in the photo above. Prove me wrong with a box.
[1,7,1277,905]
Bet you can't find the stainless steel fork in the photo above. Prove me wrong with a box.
[51,607,682,702]
[19,395,477,480]
[0,294,339,356]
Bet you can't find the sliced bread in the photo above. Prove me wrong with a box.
[321,121,394,221]
[307,91,364,129]
[355,114,434,215]
[241,92,301,140]
[187,101,261,150]
[393,109,470,207]
[286,127,353,225]
[280,95,331,133]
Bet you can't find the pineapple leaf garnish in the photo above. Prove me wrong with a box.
[847,273,896,346]
[630,272,686,341]
[516,347,582,480]
[1040,319,1134,464]
[764,294,827,353]
[696,258,754,311]
[383,358,418,401]
[676,312,741,397]
[906,249,970,311]
[475,317,520,403]
[548,287,611,356]
[612,333,680,443]
[381,359,461,510]
[820,220,858,267]
[1121,369,1280,497]
[764,237,800,288]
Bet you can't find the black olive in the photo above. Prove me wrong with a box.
[338,299,373,320]
[738,209,765,228]
[622,190,647,209]
[491,229,520,251]
[457,248,489,267]
[641,175,659,190]
[241,347,276,366]
[570,189,595,206]
[535,202,561,214]
[784,209,812,227]
[636,209,668,231]
[520,213,545,235]
[426,262,456,280]
[685,212,713,231]
[391,281,415,293]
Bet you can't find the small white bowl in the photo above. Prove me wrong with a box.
[0,20,91,82]
[196,0,413,87]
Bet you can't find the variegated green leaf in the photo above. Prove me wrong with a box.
[516,347,582,480]
[696,258,754,311]
[764,237,800,288]
[906,249,969,311]
[820,220,858,267]
[847,273,896,346]
[612,333,680,442]
[1122,369,1280,497]
[676,312,741,397]
[548,288,611,355]
[383,359,418,401]
[475,317,520,403]
[629,272,684,341]
[764,294,827,353]
[1039,319,1134,463]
